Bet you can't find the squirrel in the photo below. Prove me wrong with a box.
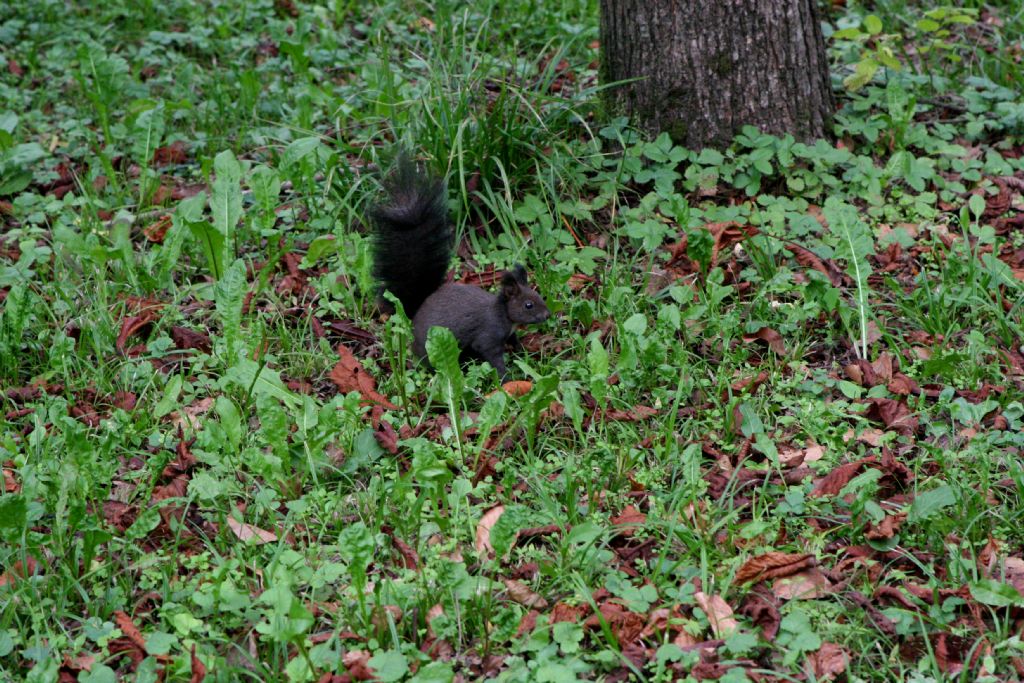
[369,155,550,380]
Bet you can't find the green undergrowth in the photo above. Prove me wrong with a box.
[1,0,1024,681]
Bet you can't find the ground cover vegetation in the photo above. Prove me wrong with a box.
[2,0,1024,680]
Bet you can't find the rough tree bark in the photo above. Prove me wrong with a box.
[599,0,836,150]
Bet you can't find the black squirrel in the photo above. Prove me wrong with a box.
[369,156,550,380]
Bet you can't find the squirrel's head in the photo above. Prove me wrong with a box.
[501,265,550,324]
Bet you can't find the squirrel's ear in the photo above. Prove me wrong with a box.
[511,264,528,285]
[501,270,521,298]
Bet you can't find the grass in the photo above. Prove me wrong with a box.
[2,0,1024,681]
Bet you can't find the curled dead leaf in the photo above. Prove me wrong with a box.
[693,591,739,638]
[475,505,505,558]
[605,405,658,422]
[772,568,832,601]
[329,344,398,410]
[383,526,419,570]
[226,516,278,545]
[116,309,161,354]
[735,552,815,585]
[805,642,849,681]
[742,326,786,355]
[370,604,403,631]
[168,397,215,432]
[113,610,148,654]
[0,557,40,588]
[501,380,533,397]
[190,644,206,683]
[504,579,549,609]
[3,460,18,493]
[426,604,445,638]
[787,242,844,287]
[342,649,375,681]
[811,456,876,498]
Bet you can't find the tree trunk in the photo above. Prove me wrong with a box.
[599,0,836,150]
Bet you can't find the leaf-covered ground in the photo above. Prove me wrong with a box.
[2,1,1024,681]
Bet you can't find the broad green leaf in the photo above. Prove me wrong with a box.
[968,193,986,220]
[0,111,17,134]
[622,313,647,335]
[225,359,300,407]
[214,258,247,361]
[907,485,956,524]
[0,494,27,532]
[0,143,47,195]
[368,650,410,683]
[339,521,375,586]
[280,136,322,169]
[131,105,165,167]
[304,235,338,265]
[970,579,1024,607]
[426,326,464,400]
[249,164,281,228]
[153,374,183,419]
[410,661,455,683]
[824,198,874,358]
[257,393,289,459]
[843,58,879,92]
[831,27,864,40]
[186,220,225,280]
[210,149,242,243]
[587,334,609,405]
[863,15,883,35]
[216,396,242,449]
[176,191,207,222]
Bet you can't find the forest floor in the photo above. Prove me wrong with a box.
[2,1,1024,681]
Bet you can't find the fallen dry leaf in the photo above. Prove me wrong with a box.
[586,602,646,644]
[3,461,18,493]
[605,405,658,422]
[225,516,278,545]
[805,642,849,681]
[0,557,40,588]
[772,568,832,600]
[342,649,376,681]
[865,397,919,435]
[610,505,646,537]
[61,653,96,674]
[329,344,398,410]
[475,505,505,558]
[190,644,206,683]
[865,512,906,540]
[113,610,148,654]
[693,591,739,638]
[739,589,781,641]
[742,326,786,355]
[152,140,188,166]
[779,442,825,468]
[735,552,815,585]
[504,579,549,609]
[811,456,876,498]
[116,307,162,353]
[706,221,759,264]
[501,380,533,397]
[844,427,885,447]
[383,526,419,570]
[168,397,215,432]
[787,242,844,286]
[142,215,172,243]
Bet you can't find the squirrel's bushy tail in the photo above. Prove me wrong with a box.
[369,155,452,318]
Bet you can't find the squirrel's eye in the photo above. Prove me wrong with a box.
[525,301,533,309]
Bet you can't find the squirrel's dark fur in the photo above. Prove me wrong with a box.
[369,156,550,379]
